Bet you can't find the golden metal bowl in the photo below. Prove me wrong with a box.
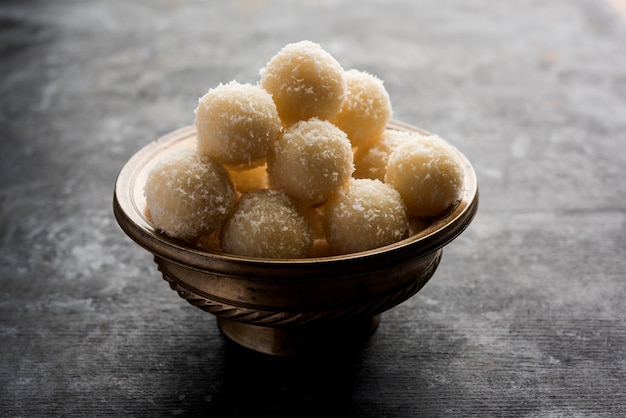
[113,121,479,356]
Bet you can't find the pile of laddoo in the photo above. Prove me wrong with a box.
[143,41,464,258]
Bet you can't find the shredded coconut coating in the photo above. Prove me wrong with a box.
[385,139,464,217]
[332,69,392,147]
[267,118,354,206]
[324,178,409,255]
[354,129,416,181]
[221,189,312,258]
[195,81,281,166]
[143,147,235,241]
[144,41,468,257]
[260,41,346,125]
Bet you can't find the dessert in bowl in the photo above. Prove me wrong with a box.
[113,41,478,356]
[113,121,478,356]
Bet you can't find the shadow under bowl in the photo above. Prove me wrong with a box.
[113,121,479,356]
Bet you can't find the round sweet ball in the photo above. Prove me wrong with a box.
[324,178,409,255]
[221,189,312,258]
[267,118,354,206]
[385,140,464,217]
[353,129,415,181]
[144,147,236,241]
[260,41,346,125]
[332,69,392,147]
[195,81,281,167]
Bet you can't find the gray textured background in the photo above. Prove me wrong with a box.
[1,0,625,416]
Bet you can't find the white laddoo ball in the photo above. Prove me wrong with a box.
[267,118,354,206]
[195,81,281,167]
[332,69,392,148]
[385,140,464,217]
[143,147,235,241]
[260,41,346,125]
[324,178,409,255]
[221,189,312,258]
[353,129,415,181]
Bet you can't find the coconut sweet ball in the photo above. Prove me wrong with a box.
[353,129,415,181]
[385,139,464,217]
[221,189,312,259]
[332,69,392,148]
[195,81,281,167]
[260,41,346,125]
[267,118,354,206]
[143,147,236,241]
[324,178,409,255]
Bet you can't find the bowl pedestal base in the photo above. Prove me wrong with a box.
[158,250,443,356]
[217,315,380,356]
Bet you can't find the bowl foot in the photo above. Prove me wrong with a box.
[217,315,380,356]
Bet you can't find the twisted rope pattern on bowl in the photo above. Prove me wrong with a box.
[158,251,441,327]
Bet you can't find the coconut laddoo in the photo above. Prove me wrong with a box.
[266,118,354,206]
[324,178,409,255]
[385,140,464,217]
[260,41,346,125]
[332,69,392,148]
[353,129,416,181]
[143,147,235,241]
[144,40,468,257]
[221,189,312,258]
[195,81,281,167]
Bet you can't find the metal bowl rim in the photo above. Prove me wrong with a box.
[113,121,479,270]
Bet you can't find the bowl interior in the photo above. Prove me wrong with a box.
[113,121,479,271]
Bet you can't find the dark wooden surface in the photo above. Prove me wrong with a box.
[1,0,625,416]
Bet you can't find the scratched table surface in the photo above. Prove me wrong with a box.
[1,0,625,416]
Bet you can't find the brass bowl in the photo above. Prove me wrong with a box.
[113,121,479,356]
